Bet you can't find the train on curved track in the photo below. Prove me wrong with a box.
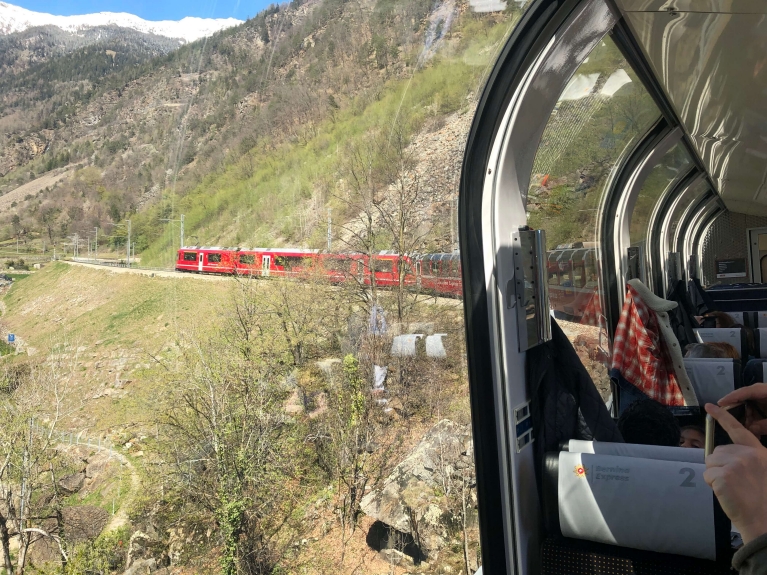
[176,244,598,314]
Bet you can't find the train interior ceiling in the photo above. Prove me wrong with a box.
[460,0,767,574]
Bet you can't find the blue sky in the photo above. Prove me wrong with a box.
[13,0,274,21]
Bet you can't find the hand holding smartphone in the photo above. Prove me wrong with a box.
[705,403,747,456]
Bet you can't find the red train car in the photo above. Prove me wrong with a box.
[176,247,237,274]
[414,253,462,296]
[175,247,461,297]
[547,242,599,319]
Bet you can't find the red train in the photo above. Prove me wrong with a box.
[175,247,463,297]
[176,244,601,316]
[546,242,600,319]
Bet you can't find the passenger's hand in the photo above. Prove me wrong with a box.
[718,382,767,437]
[704,403,767,545]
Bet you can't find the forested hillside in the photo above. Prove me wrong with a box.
[0,2,527,573]
[0,0,520,263]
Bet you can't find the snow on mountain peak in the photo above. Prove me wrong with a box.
[0,2,242,42]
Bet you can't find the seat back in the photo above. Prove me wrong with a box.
[693,327,746,359]
[755,328,767,358]
[544,451,729,561]
[683,358,741,405]
[743,358,767,387]
[566,440,703,463]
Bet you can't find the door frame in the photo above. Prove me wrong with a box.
[261,255,271,277]
[747,227,767,282]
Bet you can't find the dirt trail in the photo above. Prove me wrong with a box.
[102,447,141,532]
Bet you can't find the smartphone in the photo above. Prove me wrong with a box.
[705,403,748,456]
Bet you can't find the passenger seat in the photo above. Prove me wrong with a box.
[743,358,767,387]
[542,449,731,565]
[683,358,742,406]
[693,327,747,360]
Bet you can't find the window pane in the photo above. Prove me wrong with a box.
[667,177,710,255]
[629,143,691,246]
[208,253,221,263]
[527,35,661,399]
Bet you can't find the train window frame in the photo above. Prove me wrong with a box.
[208,253,222,263]
[646,167,701,294]
[605,126,683,298]
[239,254,255,265]
[182,252,197,262]
[459,0,626,571]
[326,257,351,273]
[373,259,393,274]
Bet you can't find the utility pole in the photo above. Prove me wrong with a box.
[161,215,185,248]
[327,208,331,251]
[126,220,131,267]
[94,227,98,262]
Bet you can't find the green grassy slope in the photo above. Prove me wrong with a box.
[2,263,231,430]
[135,14,516,266]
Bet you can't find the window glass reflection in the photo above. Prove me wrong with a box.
[667,177,710,255]
[630,143,691,247]
[528,36,661,399]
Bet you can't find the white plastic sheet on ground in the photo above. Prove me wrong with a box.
[390,334,424,357]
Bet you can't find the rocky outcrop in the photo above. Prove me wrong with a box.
[63,505,110,541]
[127,531,165,568]
[360,419,475,555]
[123,557,157,575]
[58,471,85,494]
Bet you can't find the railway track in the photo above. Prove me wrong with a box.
[60,259,464,306]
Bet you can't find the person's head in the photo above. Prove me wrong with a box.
[702,311,737,328]
[684,341,740,359]
[680,425,705,449]
[618,399,681,447]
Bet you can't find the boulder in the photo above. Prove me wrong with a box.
[85,450,112,478]
[123,557,157,575]
[127,531,163,568]
[62,505,109,542]
[59,471,85,494]
[360,419,474,554]
[379,548,413,566]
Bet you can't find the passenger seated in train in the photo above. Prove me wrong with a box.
[685,342,740,359]
[701,311,738,328]
[680,425,705,449]
[617,398,681,447]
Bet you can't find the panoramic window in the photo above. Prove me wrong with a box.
[0,0,533,573]
[629,143,691,246]
[667,177,710,255]
[527,35,661,398]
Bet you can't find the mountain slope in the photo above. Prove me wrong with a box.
[0,1,242,42]
[0,0,520,263]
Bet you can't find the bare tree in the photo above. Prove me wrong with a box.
[0,344,84,575]
[375,127,432,323]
